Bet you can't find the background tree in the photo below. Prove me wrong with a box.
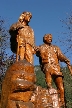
[57,12,72,107]
[59,12,72,55]
[0,17,15,85]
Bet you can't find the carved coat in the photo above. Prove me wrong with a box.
[9,22,35,53]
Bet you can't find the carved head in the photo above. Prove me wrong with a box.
[18,11,32,23]
[43,34,52,44]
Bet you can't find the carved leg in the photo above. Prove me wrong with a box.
[55,76,65,107]
[45,71,52,88]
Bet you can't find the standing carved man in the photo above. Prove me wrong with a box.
[35,34,72,106]
[9,12,35,64]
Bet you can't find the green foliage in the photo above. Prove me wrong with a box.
[35,66,72,108]
[62,67,72,107]
[35,67,47,88]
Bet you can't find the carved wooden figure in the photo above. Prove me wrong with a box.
[35,34,72,107]
[9,12,35,64]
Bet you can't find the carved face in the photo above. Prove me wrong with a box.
[44,34,52,44]
[24,14,31,22]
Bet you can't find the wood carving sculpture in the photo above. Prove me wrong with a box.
[35,34,72,106]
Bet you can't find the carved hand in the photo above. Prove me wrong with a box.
[67,63,72,75]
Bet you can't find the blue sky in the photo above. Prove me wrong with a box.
[0,0,72,65]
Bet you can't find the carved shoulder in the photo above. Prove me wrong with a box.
[9,22,24,33]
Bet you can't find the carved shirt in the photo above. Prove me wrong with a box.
[36,44,69,65]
